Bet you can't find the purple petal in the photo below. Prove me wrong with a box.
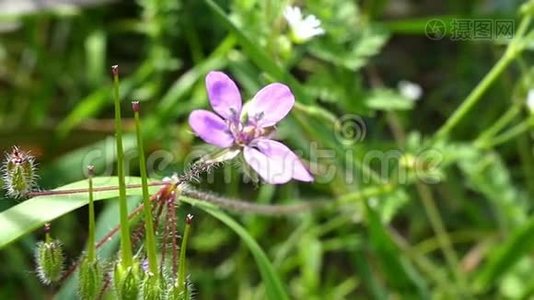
[205,71,242,120]
[246,83,295,127]
[188,110,234,148]
[243,139,313,184]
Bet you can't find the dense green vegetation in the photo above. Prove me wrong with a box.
[0,0,533,299]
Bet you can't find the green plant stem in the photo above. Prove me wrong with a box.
[480,117,534,148]
[133,106,158,275]
[435,16,531,139]
[87,171,96,262]
[475,105,521,146]
[112,66,133,267]
[436,52,516,139]
[384,111,467,294]
[45,227,51,244]
[177,215,192,294]
[415,183,466,291]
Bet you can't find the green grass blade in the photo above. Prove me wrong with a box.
[364,200,430,298]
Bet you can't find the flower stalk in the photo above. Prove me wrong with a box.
[112,64,134,267]
[86,165,96,262]
[177,214,193,295]
[79,169,103,300]
[132,101,159,275]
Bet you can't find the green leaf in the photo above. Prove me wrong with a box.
[457,147,527,230]
[0,177,157,249]
[310,26,390,71]
[181,195,290,300]
[383,15,459,35]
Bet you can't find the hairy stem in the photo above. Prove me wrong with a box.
[27,182,164,197]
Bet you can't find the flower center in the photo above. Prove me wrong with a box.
[229,120,265,146]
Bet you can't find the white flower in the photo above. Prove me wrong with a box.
[527,89,534,113]
[398,80,423,101]
[283,6,325,43]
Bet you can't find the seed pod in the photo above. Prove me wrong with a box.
[78,255,103,300]
[166,278,195,300]
[34,239,64,285]
[113,261,141,300]
[141,273,165,300]
[2,146,37,198]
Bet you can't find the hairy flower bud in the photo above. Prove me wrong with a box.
[2,146,38,198]
[113,261,142,300]
[35,239,64,285]
[78,256,103,300]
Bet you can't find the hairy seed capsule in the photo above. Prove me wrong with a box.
[2,146,37,198]
[113,261,141,300]
[35,239,65,285]
[141,273,165,300]
[166,278,194,300]
[78,256,103,300]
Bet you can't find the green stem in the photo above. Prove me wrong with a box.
[480,116,534,148]
[436,51,516,139]
[386,110,467,294]
[435,16,531,139]
[132,102,158,275]
[112,65,133,267]
[415,183,466,292]
[475,105,521,146]
[45,223,51,244]
[177,214,193,294]
[87,166,96,262]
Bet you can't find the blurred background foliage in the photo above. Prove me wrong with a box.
[0,0,533,299]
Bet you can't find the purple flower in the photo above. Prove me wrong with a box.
[188,71,313,184]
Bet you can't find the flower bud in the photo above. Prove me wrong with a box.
[2,146,37,198]
[78,256,103,300]
[35,239,64,285]
[113,261,142,300]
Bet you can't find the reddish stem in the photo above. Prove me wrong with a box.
[28,182,164,197]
